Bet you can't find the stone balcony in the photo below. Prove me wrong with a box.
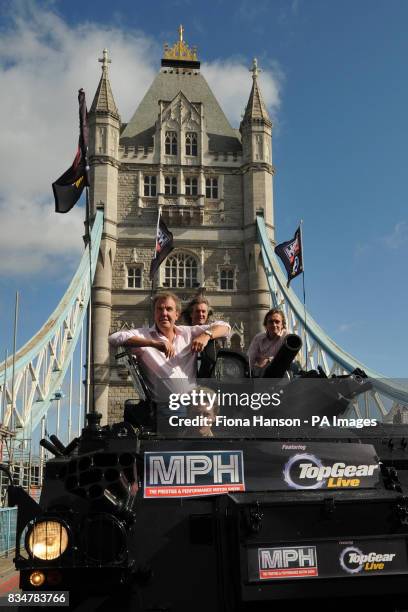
[135,195,227,225]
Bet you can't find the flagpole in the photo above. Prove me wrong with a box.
[81,87,94,419]
[299,219,308,370]
[150,207,162,323]
[84,186,94,417]
[52,89,92,422]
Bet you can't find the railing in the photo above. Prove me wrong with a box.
[0,507,17,557]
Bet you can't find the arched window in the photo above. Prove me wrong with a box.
[164,252,198,288]
[165,131,177,155]
[230,334,242,351]
[185,132,198,156]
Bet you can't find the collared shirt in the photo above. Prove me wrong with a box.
[109,323,230,402]
[247,330,288,368]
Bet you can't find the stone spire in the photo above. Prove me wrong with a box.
[88,48,120,424]
[241,58,271,127]
[90,49,119,118]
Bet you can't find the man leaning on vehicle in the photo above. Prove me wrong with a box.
[108,291,230,410]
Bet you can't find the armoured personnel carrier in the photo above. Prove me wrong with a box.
[4,340,408,611]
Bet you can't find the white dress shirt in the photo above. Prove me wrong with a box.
[109,323,230,402]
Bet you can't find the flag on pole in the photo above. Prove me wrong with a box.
[53,89,89,213]
[149,212,174,280]
[274,226,303,287]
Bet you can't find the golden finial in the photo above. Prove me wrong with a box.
[163,25,198,62]
[250,57,261,80]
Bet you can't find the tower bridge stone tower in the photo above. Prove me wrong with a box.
[89,29,276,424]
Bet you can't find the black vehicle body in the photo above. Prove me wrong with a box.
[7,343,408,611]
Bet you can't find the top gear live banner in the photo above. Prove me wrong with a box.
[247,536,408,582]
[143,442,380,498]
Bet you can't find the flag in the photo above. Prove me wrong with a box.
[53,89,89,213]
[275,226,303,287]
[149,214,174,280]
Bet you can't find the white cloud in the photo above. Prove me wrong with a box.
[0,194,84,275]
[0,2,282,277]
[204,60,281,127]
[383,221,408,250]
[0,2,158,277]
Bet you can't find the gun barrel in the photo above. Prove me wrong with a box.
[50,434,66,454]
[40,438,63,457]
[263,334,302,379]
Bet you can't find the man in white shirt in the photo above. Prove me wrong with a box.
[247,308,287,374]
[109,292,230,404]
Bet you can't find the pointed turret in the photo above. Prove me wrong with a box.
[241,58,271,127]
[90,49,120,118]
[240,58,273,169]
[88,48,120,162]
[241,59,275,340]
[88,49,120,425]
[240,58,274,220]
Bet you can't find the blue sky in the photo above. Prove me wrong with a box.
[0,0,406,376]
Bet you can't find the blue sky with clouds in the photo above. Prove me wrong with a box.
[0,0,406,376]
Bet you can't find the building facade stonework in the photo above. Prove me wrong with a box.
[88,32,276,424]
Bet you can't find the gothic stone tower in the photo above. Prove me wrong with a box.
[89,28,276,424]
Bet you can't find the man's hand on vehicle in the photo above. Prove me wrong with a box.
[191,333,210,353]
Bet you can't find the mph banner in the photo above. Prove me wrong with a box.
[143,441,380,498]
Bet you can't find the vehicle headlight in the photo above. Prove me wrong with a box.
[26,520,69,561]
